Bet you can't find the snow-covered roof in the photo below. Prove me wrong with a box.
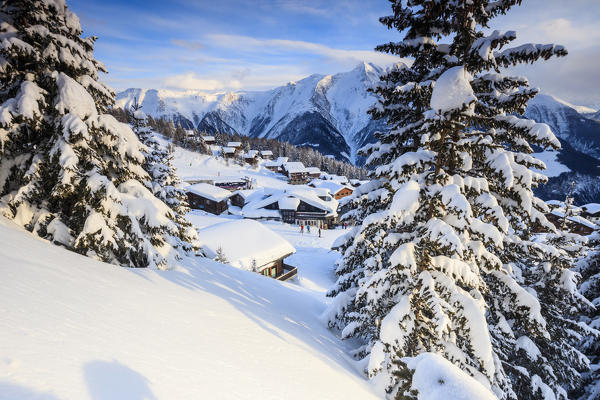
[185,130,195,136]
[242,187,338,218]
[550,210,598,229]
[195,219,295,270]
[278,197,300,210]
[321,174,349,184]
[306,167,321,174]
[244,150,259,158]
[202,135,215,141]
[284,162,308,173]
[582,203,600,215]
[311,180,351,195]
[260,150,273,156]
[186,183,232,202]
[314,188,331,199]
[227,141,242,147]
[232,188,265,203]
[222,147,236,154]
[275,157,288,164]
[183,175,248,185]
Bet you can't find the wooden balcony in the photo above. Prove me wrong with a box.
[276,263,298,281]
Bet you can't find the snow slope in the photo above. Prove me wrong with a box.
[0,216,378,400]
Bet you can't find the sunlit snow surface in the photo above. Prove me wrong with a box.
[0,215,378,400]
[1,137,506,399]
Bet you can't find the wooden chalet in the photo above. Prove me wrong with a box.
[241,189,338,228]
[226,142,242,154]
[202,135,215,145]
[283,162,309,185]
[306,167,321,179]
[545,211,598,236]
[222,147,236,159]
[264,157,288,173]
[309,180,353,200]
[185,183,232,215]
[582,203,600,224]
[260,150,273,160]
[195,219,298,281]
[229,189,263,208]
[243,150,259,166]
[280,196,336,227]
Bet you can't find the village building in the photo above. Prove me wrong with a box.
[260,150,273,160]
[545,209,598,236]
[283,162,309,185]
[229,188,264,208]
[321,173,349,185]
[202,135,215,145]
[241,188,338,228]
[309,180,353,200]
[264,156,288,173]
[306,167,321,179]
[243,150,259,166]
[226,141,242,153]
[184,175,252,191]
[185,183,232,215]
[195,219,297,281]
[581,203,600,223]
[222,147,236,159]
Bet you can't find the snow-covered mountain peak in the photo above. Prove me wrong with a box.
[117,65,385,163]
[529,93,594,114]
[116,66,600,181]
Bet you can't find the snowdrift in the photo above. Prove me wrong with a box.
[0,217,377,400]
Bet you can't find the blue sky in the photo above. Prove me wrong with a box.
[69,0,600,108]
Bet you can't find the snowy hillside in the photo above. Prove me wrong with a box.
[116,63,384,164]
[1,135,506,400]
[0,216,380,400]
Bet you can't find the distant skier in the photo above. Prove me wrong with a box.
[307,224,311,234]
[300,224,304,235]
[318,227,322,238]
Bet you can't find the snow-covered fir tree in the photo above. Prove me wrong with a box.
[574,231,600,400]
[129,103,199,254]
[325,1,593,398]
[215,246,228,264]
[0,0,188,268]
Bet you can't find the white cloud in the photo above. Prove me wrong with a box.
[163,72,226,91]
[206,34,401,68]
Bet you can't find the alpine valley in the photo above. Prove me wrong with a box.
[116,63,600,203]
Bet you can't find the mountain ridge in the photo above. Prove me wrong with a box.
[116,62,383,164]
[115,63,600,202]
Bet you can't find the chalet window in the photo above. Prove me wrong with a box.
[270,267,277,277]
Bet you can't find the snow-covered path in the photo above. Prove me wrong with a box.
[0,216,377,400]
[260,220,345,297]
